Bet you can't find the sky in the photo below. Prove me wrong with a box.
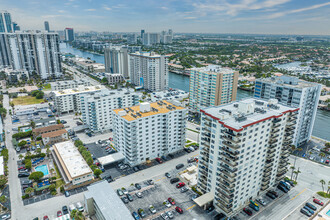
[1,0,330,35]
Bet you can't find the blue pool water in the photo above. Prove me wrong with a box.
[326,209,330,217]
[35,164,49,176]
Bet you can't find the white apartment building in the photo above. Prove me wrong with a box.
[254,75,321,146]
[197,98,298,216]
[80,89,139,132]
[4,31,62,79]
[129,52,168,92]
[51,79,91,91]
[104,46,129,78]
[112,101,187,166]
[105,73,125,85]
[189,65,239,112]
[52,85,104,114]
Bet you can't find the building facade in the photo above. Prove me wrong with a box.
[51,79,91,91]
[254,76,321,146]
[1,31,62,79]
[41,129,68,145]
[105,73,125,85]
[197,98,298,216]
[65,28,74,42]
[189,65,239,112]
[52,85,104,114]
[80,89,139,132]
[129,52,168,91]
[112,101,187,166]
[104,46,129,78]
[44,21,50,32]
[0,11,12,33]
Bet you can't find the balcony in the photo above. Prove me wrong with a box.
[217,191,234,203]
[273,123,281,129]
[286,127,295,132]
[274,118,282,123]
[215,200,233,214]
[221,152,239,161]
[217,184,235,195]
[222,147,240,156]
[222,135,241,144]
[272,128,280,133]
[220,164,238,173]
[267,148,276,154]
[219,178,235,189]
[219,173,236,184]
[270,134,279,140]
[269,139,278,145]
[221,158,238,168]
[261,182,270,191]
[223,141,240,150]
[221,168,237,178]
[277,166,287,174]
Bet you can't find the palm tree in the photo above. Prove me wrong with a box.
[293,168,301,182]
[290,166,295,180]
[320,179,326,192]
[18,154,24,160]
[25,187,34,197]
[319,152,326,159]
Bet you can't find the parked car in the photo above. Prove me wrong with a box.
[164,200,171,208]
[135,183,142,190]
[191,194,198,201]
[62,206,68,215]
[257,199,266,206]
[277,184,288,193]
[121,197,129,204]
[57,211,62,217]
[64,191,70,197]
[122,188,128,194]
[284,179,294,187]
[156,157,163,163]
[280,181,291,190]
[127,194,133,202]
[175,206,183,214]
[160,213,169,220]
[43,216,49,220]
[18,173,29,178]
[266,192,276,199]
[16,147,21,152]
[170,178,180,184]
[167,211,174,219]
[181,187,188,193]
[269,190,278,197]
[176,164,184,169]
[149,205,156,214]
[133,166,139,172]
[168,197,176,205]
[136,192,143,198]
[249,203,259,211]
[313,198,324,206]
[165,172,171,178]
[147,179,154,185]
[176,182,185,188]
[243,208,252,216]
[117,189,124,196]
[305,202,317,211]
[132,212,140,220]
[300,208,311,217]
[138,208,146,218]
[303,205,314,215]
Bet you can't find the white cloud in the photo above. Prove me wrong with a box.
[184,17,197,19]
[103,6,112,11]
[58,10,66,13]
[160,6,169,10]
[85,9,96,11]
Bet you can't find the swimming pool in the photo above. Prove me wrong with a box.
[35,164,49,176]
[326,209,330,217]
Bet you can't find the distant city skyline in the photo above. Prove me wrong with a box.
[1,0,330,35]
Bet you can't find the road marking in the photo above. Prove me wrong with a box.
[282,196,311,220]
[186,204,196,210]
[155,177,166,182]
[290,188,307,201]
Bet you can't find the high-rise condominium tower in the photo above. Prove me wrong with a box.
[104,46,129,78]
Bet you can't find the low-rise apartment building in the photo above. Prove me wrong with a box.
[51,79,91,91]
[32,124,64,137]
[42,129,68,145]
[80,89,139,132]
[112,101,187,166]
[52,85,104,114]
[197,98,298,216]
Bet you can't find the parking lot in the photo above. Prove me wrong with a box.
[116,166,216,220]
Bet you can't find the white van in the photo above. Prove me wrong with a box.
[69,204,76,212]
[76,202,84,212]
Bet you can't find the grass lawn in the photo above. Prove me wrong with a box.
[53,163,65,189]
[12,96,44,105]
[43,84,51,91]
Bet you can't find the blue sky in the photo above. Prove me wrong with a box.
[1,0,330,35]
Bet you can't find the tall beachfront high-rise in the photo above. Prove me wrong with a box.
[104,46,129,78]
[64,28,75,42]
[189,65,239,112]
[129,52,168,92]
[0,11,12,33]
[1,31,62,79]
[254,76,321,147]
[197,98,298,217]
[44,21,50,32]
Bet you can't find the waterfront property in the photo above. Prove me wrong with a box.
[189,65,239,112]
[254,75,321,147]
[52,141,93,189]
[112,101,187,166]
[197,98,298,216]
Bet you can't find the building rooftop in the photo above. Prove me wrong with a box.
[85,181,134,220]
[201,98,298,132]
[129,51,165,58]
[52,85,104,96]
[256,75,321,89]
[191,65,236,75]
[113,100,185,121]
[53,141,92,180]
[41,129,67,138]
[51,79,89,86]
[81,88,138,101]
[33,124,64,134]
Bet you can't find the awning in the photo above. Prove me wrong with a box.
[73,125,89,132]
[194,192,214,207]
[98,152,125,166]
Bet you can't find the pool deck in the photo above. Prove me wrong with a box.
[313,200,330,220]
[33,159,55,178]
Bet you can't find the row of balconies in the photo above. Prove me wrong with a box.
[221,152,239,161]
[215,199,233,214]
[222,135,242,144]
[223,141,240,149]
[222,147,240,156]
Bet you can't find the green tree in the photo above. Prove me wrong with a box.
[0,107,7,118]
[29,171,44,182]
[94,169,102,178]
[101,77,108,84]
[49,184,56,192]
[74,140,84,147]
[0,195,7,204]
[293,168,301,182]
[18,154,24,160]
[319,152,326,159]
[25,187,34,196]
[25,159,32,169]
[18,140,27,147]
[0,175,7,189]
[320,179,326,192]
[30,121,36,129]
[70,209,77,219]
[325,143,330,148]
[86,157,93,166]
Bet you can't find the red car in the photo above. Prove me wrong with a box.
[325,160,329,164]
[176,182,185,188]
[18,166,25,170]
[313,199,324,206]
[57,211,62,217]
[43,216,49,220]
[156,158,163,164]
[168,197,176,205]
[175,206,183,214]
[243,208,252,216]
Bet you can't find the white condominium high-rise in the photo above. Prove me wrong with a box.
[129,52,168,92]
[2,31,62,79]
[104,46,129,78]
[64,28,74,42]
[254,76,321,147]
[112,101,187,166]
[52,85,104,114]
[197,98,298,216]
[189,65,239,112]
[142,33,160,46]
[80,89,139,132]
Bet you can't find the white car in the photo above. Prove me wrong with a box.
[257,198,266,206]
